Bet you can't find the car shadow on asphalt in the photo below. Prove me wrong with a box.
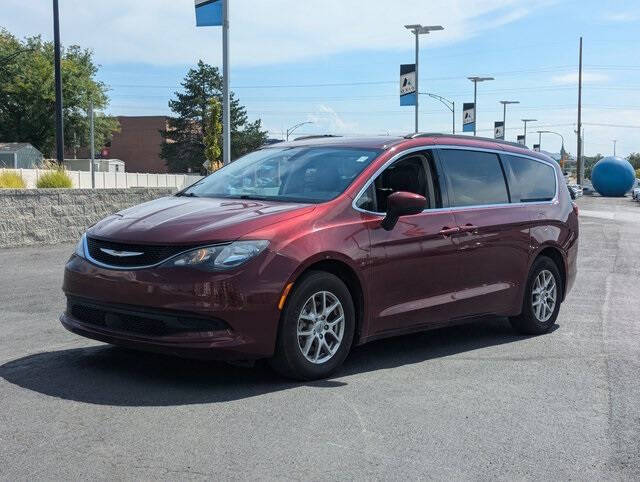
[0,317,554,406]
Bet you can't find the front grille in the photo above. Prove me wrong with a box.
[67,297,229,337]
[86,237,195,267]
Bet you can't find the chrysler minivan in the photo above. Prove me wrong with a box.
[61,134,578,380]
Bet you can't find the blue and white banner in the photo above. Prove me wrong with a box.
[517,135,525,146]
[195,0,223,27]
[400,64,417,106]
[463,102,475,133]
[494,121,504,139]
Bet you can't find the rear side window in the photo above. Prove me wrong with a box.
[504,155,556,202]
[439,149,509,207]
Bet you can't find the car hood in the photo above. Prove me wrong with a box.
[88,196,315,244]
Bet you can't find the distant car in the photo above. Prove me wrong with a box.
[568,184,583,198]
[632,187,640,201]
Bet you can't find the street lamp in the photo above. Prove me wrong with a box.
[425,93,455,134]
[499,100,519,139]
[537,130,566,168]
[286,121,313,141]
[521,119,537,147]
[613,139,617,157]
[468,76,494,136]
[405,24,444,133]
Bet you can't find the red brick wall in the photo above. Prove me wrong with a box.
[108,116,168,173]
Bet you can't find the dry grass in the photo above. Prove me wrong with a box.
[0,170,26,189]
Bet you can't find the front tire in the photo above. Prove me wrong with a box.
[270,271,355,380]
[510,256,563,335]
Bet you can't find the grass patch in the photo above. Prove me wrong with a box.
[0,170,26,189]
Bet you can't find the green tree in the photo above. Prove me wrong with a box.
[584,154,603,179]
[627,153,640,171]
[160,60,267,172]
[204,97,223,172]
[0,29,119,158]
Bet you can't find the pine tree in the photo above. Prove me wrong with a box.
[160,60,267,172]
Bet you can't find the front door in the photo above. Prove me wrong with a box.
[355,150,461,335]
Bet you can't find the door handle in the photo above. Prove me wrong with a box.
[460,223,478,232]
[439,226,461,236]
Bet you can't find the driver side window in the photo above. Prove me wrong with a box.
[356,151,440,213]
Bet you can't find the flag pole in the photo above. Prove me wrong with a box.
[222,0,230,165]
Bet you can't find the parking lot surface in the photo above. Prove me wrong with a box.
[1,195,639,480]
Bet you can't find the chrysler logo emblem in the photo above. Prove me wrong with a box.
[99,248,144,258]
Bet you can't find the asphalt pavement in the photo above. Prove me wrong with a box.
[1,195,639,480]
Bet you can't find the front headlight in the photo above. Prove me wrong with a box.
[74,233,86,258]
[164,240,269,271]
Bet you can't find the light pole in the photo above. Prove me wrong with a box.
[613,139,617,157]
[53,0,64,164]
[468,76,494,136]
[405,24,444,133]
[538,130,566,168]
[500,101,519,139]
[286,121,313,141]
[521,118,537,147]
[425,93,455,134]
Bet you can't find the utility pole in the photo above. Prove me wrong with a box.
[53,0,64,164]
[500,101,519,140]
[577,36,583,185]
[521,119,537,147]
[89,101,95,189]
[468,76,494,136]
[405,24,444,133]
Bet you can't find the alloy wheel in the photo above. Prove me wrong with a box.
[296,291,345,364]
[531,269,557,322]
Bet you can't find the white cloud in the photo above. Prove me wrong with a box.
[3,0,539,66]
[307,104,358,134]
[604,11,640,22]
[551,72,610,85]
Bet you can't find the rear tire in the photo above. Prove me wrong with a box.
[510,256,563,335]
[269,271,355,380]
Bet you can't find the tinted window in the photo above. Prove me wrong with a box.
[440,150,509,207]
[184,147,380,203]
[504,155,556,202]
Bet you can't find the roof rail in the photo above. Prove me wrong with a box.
[293,134,343,141]
[404,132,528,150]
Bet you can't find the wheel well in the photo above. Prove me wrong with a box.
[537,247,566,301]
[297,260,365,345]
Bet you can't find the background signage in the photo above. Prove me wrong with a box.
[517,135,525,146]
[494,121,504,140]
[463,102,475,133]
[400,64,417,106]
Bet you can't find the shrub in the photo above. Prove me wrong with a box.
[0,170,26,189]
[36,167,73,188]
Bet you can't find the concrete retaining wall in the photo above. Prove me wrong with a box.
[0,188,175,248]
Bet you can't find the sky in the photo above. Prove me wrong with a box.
[4,0,640,157]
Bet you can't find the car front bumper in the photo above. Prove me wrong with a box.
[61,253,293,360]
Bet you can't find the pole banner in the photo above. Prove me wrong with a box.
[494,121,504,139]
[517,135,525,146]
[533,144,540,152]
[400,64,417,106]
[463,102,475,133]
[195,0,223,27]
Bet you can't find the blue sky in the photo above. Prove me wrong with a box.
[5,0,640,157]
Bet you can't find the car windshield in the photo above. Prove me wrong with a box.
[181,146,381,203]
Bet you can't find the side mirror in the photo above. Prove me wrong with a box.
[381,191,427,231]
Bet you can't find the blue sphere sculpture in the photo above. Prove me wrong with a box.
[591,156,635,197]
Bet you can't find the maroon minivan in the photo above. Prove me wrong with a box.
[61,134,578,379]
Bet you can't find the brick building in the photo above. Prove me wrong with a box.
[106,116,169,173]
